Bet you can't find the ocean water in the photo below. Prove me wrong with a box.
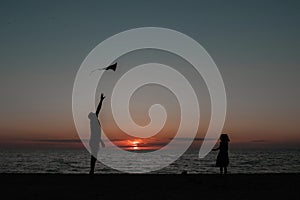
[0,149,299,174]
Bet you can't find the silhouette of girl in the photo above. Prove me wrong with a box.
[212,134,230,174]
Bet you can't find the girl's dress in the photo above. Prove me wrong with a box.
[216,141,229,167]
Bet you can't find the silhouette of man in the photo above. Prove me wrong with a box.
[89,93,106,175]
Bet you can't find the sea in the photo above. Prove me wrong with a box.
[0,149,299,174]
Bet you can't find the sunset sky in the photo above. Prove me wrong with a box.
[0,0,299,149]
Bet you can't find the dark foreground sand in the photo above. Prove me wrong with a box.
[1,174,299,200]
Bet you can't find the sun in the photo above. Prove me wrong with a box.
[132,140,140,146]
[129,140,141,150]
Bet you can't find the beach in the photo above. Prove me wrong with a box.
[1,174,299,199]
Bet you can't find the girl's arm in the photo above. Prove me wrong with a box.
[212,145,220,151]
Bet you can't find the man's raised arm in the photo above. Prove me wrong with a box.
[96,93,105,117]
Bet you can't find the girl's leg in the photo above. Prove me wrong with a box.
[224,167,227,174]
[220,167,223,174]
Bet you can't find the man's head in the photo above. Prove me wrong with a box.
[88,112,96,119]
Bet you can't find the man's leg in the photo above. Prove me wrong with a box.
[89,155,97,175]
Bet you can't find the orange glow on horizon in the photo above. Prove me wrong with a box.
[128,139,142,150]
[130,140,141,146]
[109,138,164,151]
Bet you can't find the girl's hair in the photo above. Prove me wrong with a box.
[220,134,230,142]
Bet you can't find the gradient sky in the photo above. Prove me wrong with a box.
[0,0,299,149]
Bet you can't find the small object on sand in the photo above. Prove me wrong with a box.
[181,170,188,175]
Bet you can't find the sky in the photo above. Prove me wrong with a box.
[0,0,299,149]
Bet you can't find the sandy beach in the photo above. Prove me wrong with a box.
[1,174,299,199]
